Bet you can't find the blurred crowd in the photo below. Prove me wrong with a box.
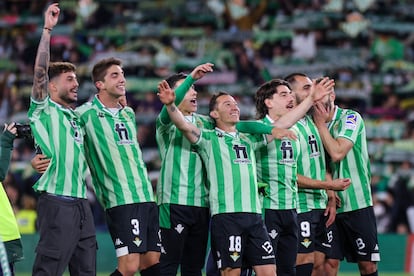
[1,0,414,234]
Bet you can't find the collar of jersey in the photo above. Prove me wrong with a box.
[93,95,123,116]
[328,105,341,129]
[215,127,238,138]
[48,97,75,113]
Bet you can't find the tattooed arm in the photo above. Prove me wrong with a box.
[157,80,201,144]
[31,3,60,101]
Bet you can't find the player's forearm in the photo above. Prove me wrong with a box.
[159,75,196,124]
[315,123,344,161]
[31,28,51,101]
[236,120,273,134]
[165,103,200,143]
[274,97,313,129]
[297,174,329,189]
[175,75,195,106]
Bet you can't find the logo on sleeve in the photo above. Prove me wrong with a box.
[345,114,357,130]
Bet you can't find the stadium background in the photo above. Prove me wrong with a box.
[1,0,414,274]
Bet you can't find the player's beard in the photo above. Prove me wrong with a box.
[59,91,77,105]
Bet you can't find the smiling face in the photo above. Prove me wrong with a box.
[265,84,296,120]
[210,94,240,129]
[99,64,126,99]
[49,71,79,106]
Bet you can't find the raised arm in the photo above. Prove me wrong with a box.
[31,3,60,101]
[158,63,214,124]
[313,102,354,162]
[157,80,201,144]
[274,77,335,129]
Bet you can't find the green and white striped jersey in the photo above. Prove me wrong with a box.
[28,97,88,198]
[256,116,300,210]
[296,115,328,213]
[156,113,213,208]
[328,106,372,213]
[194,128,265,216]
[76,96,154,209]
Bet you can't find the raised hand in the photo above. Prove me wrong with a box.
[312,101,330,126]
[311,77,335,102]
[157,80,176,105]
[190,63,214,80]
[44,3,60,30]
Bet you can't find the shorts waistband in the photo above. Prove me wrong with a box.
[43,192,81,202]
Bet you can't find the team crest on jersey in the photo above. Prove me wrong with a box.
[269,229,278,239]
[175,224,184,234]
[298,118,307,125]
[301,238,312,248]
[345,114,357,130]
[133,237,142,247]
[230,252,240,262]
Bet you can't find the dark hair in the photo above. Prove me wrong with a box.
[209,91,229,114]
[92,57,122,83]
[48,62,76,80]
[165,72,187,89]
[255,79,291,119]
[283,72,308,86]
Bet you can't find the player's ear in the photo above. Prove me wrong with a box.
[264,98,272,109]
[210,110,218,119]
[330,91,336,102]
[95,81,104,90]
[48,81,57,93]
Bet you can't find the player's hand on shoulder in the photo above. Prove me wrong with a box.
[271,127,297,140]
